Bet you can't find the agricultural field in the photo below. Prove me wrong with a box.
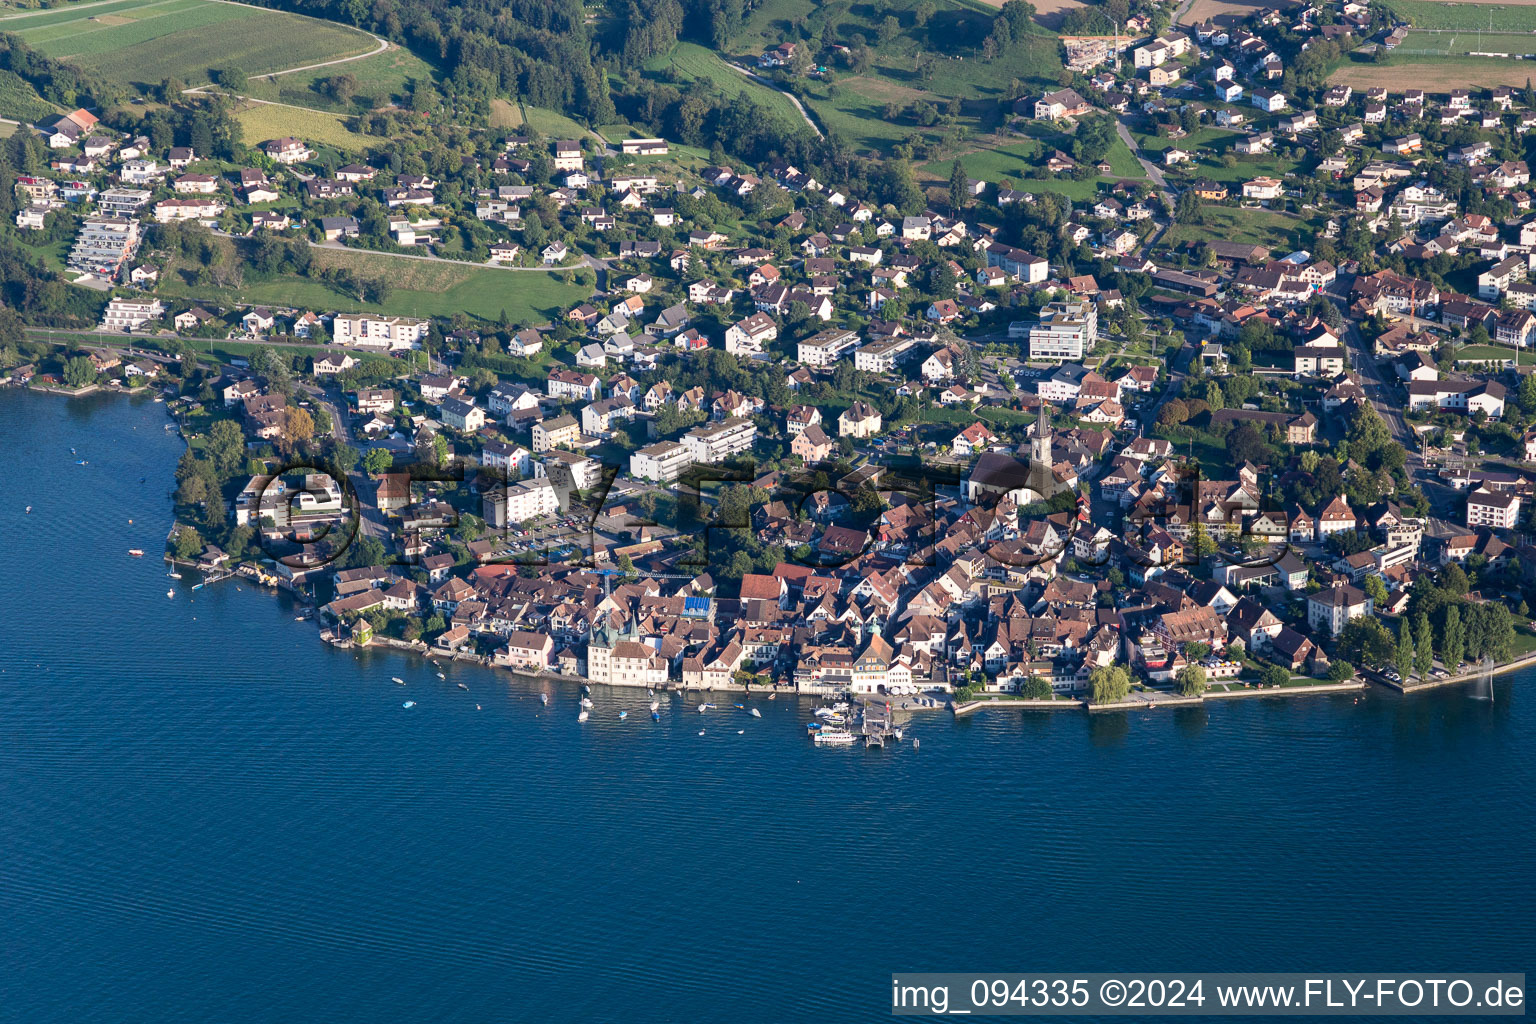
[1384,0,1536,32]
[645,42,808,129]
[1179,0,1299,28]
[1330,53,1536,90]
[0,68,60,123]
[3,0,377,90]
[238,45,437,114]
[161,244,593,325]
[234,102,370,152]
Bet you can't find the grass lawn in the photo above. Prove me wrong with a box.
[646,42,808,130]
[715,0,1065,153]
[15,0,376,89]
[1153,424,1232,477]
[161,246,593,326]
[920,130,1144,200]
[519,105,601,142]
[1163,206,1318,254]
[1455,344,1521,362]
[235,102,370,152]
[240,45,437,114]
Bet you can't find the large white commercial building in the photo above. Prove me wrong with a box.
[332,314,430,350]
[683,418,756,463]
[630,440,694,483]
[1029,300,1097,362]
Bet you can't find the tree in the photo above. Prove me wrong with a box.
[1339,615,1394,668]
[1261,664,1291,689]
[284,407,315,445]
[1176,189,1203,225]
[1414,611,1434,679]
[1441,604,1464,672]
[1395,621,1415,680]
[1328,660,1356,682]
[1225,422,1268,465]
[171,525,203,560]
[948,160,968,214]
[218,67,247,93]
[1089,664,1131,704]
[205,419,246,476]
[617,552,636,581]
[62,355,96,388]
[1177,663,1207,696]
[1363,574,1389,608]
[1022,675,1053,699]
[363,448,393,475]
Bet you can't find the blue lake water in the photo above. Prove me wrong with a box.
[0,389,1531,1022]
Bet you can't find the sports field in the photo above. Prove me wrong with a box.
[1385,0,1536,32]
[1395,30,1536,56]
[3,0,377,88]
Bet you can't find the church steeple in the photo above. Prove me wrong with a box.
[1030,416,1053,467]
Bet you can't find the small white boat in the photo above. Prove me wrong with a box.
[912,738,920,749]
[768,693,776,700]
[457,683,468,690]
[698,729,705,735]
[128,549,144,557]
[167,572,181,579]
[25,505,32,513]
[580,697,594,709]
[541,693,549,706]
[737,729,744,734]
[392,677,405,685]
[578,710,589,722]
[749,707,761,718]
[813,728,856,746]
[166,588,174,599]
[619,711,628,719]
[697,702,715,713]
[650,700,659,713]
[402,701,416,708]
[437,672,446,680]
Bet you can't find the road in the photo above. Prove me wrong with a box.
[308,384,392,542]
[1115,118,1172,199]
[1326,271,1413,447]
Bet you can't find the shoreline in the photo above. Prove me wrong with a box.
[1380,650,1536,692]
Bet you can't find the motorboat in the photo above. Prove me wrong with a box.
[166,589,174,599]
[457,683,468,691]
[650,700,659,713]
[437,672,446,680]
[768,693,776,700]
[24,506,31,513]
[402,701,416,708]
[697,702,715,713]
[128,549,144,557]
[652,711,660,721]
[619,711,628,719]
[541,693,549,706]
[578,710,589,722]
[749,708,761,718]
[392,677,405,685]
